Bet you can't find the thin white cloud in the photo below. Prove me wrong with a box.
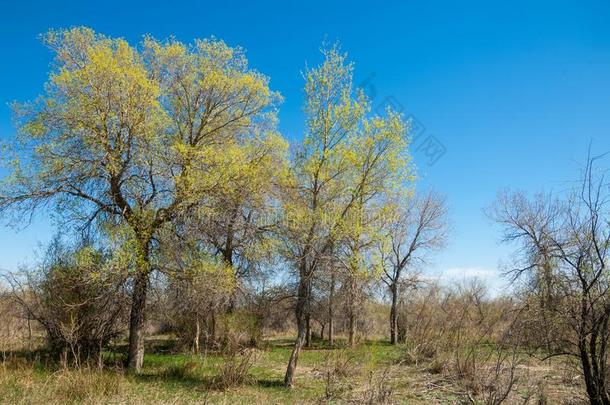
[423,267,507,297]
[442,267,497,279]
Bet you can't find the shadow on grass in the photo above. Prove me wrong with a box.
[269,337,395,352]
[2,348,127,370]
[256,378,285,388]
[133,372,207,390]
[268,336,352,351]
[133,372,289,393]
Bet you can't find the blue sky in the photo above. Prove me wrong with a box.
[1,0,610,293]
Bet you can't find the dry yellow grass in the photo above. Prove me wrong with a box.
[0,339,587,404]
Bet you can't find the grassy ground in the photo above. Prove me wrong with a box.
[0,337,586,404]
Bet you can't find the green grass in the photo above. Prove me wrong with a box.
[129,339,404,403]
[0,337,582,404]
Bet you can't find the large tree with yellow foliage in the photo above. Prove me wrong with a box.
[0,27,282,372]
[280,46,413,387]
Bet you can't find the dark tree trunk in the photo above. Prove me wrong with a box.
[211,310,216,342]
[305,314,312,348]
[348,313,355,347]
[347,276,357,347]
[580,345,604,405]
[27,316,32,352]
[348,311,356,347]
[577,301,610,405]
[204,308,217,349]
[284,267,311,388]
[397,323,407,343]
[390,282,398,345]
[127,268,149,372]
[328,271,335,347]
[580,337,610,404]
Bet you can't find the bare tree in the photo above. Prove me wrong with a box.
[380,191,448,344]
[491,153,610,405]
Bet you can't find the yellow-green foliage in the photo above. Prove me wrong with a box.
[3,26,285,278]
[283,44,414,277]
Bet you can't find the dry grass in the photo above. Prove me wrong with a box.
[0,338,587,404]
[0,361,124,404]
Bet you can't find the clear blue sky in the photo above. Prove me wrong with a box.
[1,0,610,293]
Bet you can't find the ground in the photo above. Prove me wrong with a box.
[0,337,587,404]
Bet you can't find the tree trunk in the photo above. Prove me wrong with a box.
[320,323,325,340]
[193,316,201,354]
[97,342,103,370]
[329,271,335,347]
[397,323,407,343]
[127,268,149,372]
[347,276,357,347]
[348,312,355,347]
[390,282,398,345]
[284,270,310,388]
[27,316,32,352]
[305,314,312,348]
[227,295,236,314]
[580,336,610,405]
[211,310,216,343]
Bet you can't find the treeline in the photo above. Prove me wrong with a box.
[0,27,444,387]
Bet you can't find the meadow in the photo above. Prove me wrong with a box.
[0,336,584,404]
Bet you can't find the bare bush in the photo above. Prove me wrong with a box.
[398,281,523,404]
[319,349,359,400]
[213,348,257,390]
[213,331,259,391]
[2,237,127,366]
[0,289,41,356]
[362,367,394,405]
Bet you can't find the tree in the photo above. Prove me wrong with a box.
[380,191,448,344]
[335,185,389,347]
[491,154,610,405]
[0,27,279,371]
[319,247,339,346]
[183,130,286,310]
[280,45,412,387]
[162,251,234,353]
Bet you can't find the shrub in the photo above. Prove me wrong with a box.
[3,237,128,366]
[320,349,358,400]
[362,367,394,405]
[398,281,523,404]
[213,346,258,390]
